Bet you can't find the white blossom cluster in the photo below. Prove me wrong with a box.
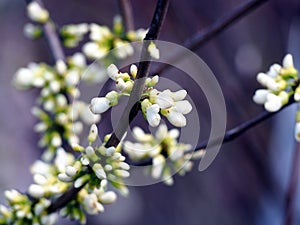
[82,17,147,60]
[124,124,193,185]
[60,24,89,48]
[13,53,101,160]
[253,54,300,141]
[90,64,192,128]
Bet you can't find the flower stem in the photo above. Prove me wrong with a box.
[116,0,134,31]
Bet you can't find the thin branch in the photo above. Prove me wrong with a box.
[151,0,268,76]
[105,0,169,148]
[284,142,300,225]
[132,99,296,166]
[116,0,134,31]
[25,0,66,62]
[47,0,170,213]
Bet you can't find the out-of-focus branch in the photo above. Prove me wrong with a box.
[284,142,300,225]
[116,0,134,31]
[25,0,66,62]
[152,0,268,76]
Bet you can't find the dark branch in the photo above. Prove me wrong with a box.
[195,98,295,151]
[47,0,170,213]
[152,0,268,76]
[105,0,169,148]
[116,0,134,31]
[132,99,296,166]
[284,142,300,225]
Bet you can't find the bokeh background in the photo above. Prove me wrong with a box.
[1,0,300,224]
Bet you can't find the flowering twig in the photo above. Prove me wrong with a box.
[284,142,300,225]
[133,98,296,166]
[25,0,65,62]
[46,0,170,214]
[195,98,295,151]
[105,0,170,148]
[116,0,134,31]
[151,0,268,76]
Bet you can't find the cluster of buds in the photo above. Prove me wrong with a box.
[0,190,58,225]
[82,16,147,60]
[52,124,130,223]
[124,124,193,185]
[13,53,101,160]
[90,64,192,128]
[60,24,89,48]
[253,54,300,141]
[253,54,298,112]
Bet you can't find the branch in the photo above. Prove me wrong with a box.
[284,142,300,225]
[132,99,296,166]
[151,0,268,76]
[105,0,169,148]
[25,0,66,62]
[116,0,134,31]
[47,0,170,213]
[195,98,295,151]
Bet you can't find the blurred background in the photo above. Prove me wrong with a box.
[1,0,300,224]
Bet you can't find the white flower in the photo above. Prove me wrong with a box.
[107,64,120,80]
[88,124,98,143]
[155,91,174,109]
[295,122,300,142]
[105,146,116,156]
[253,89,269,105]
[83,42,107,59]
[27,2,49,23]
[148,42,160,59]
[132,127,153,142]
[69,53,86,69]
[90,97,111,114]
[173,100,192,114]
[152,155,165,179]
[41,213,58,225]
[99,191,117,204]
[66,166,77,177]
[267,64,281,77]
[146,104,161,127]
[28,184,45,198]
[93,163,107,179]
[56,60,67,74]
[264,93,282,112]
[256,72,279,91]
[33,174,47,185]
[65,70,80,86]
[14,68,33,88]
[83,193,104,215]
[165,109,186,127]
[283,54,294,68]
[130,64,138,78]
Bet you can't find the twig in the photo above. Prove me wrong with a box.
[47,0,170,213]
[25,0,66,62]
[284,142,300,225]
[105,0,169,148]
[132,99,296,166]
[195,98,295,151]
[116,0,134,31]
[151,0,268,76]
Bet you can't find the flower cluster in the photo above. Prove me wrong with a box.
[253,54,298,112]
[0,190,58,225]
[90,64,192,127]
[124,124,193,185]
[55,124,130,223]
[82,17,147,60]
[253,54,300,141]
[60,24,89,48]
[13,53,101,160]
